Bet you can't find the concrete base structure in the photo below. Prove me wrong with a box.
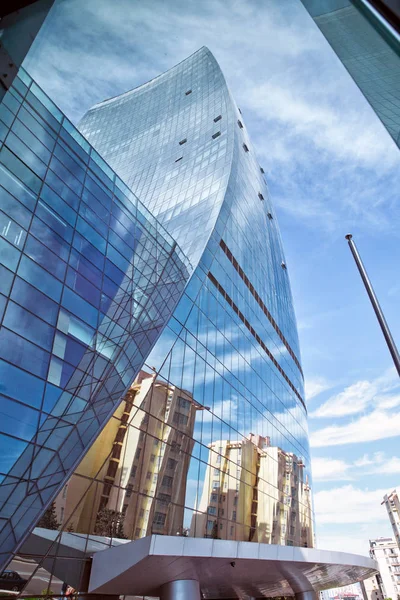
[88,535,378,599]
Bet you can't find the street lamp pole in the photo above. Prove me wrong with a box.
[345,234,400,377]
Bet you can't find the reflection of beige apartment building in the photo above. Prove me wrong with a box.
[383,490,400,551]
[368,537,400,600]
[54,371,198,538]
[190,433,313,547]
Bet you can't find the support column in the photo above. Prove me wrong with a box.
[160,579,200,600]
[295,591,318,600]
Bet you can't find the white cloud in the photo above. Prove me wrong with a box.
[311,409,400,448]
[312,457,352,481]
[246,81,398,172]
[311,368,399,418]
[317,533,370,556]
[314,485,388,525]
[305,376,332,401]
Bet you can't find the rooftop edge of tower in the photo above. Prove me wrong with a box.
[88,46,216,112]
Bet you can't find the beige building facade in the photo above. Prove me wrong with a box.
[190,433,313,547]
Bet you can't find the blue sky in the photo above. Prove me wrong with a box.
[26,0,400,556]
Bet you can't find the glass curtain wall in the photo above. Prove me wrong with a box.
[300,0,400,148]
[0,69,191,575]
[0,47,314,598]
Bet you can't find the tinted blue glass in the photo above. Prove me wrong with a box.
[0,396,39,440]
[5,131,48,178]
[30,216,70,261]
[11,277,59,325]
[24,235,67,280]
[0,327,50,378]
[18,255,63,302]
[3,300,54,351]
[0,186,32,228]
[0,236,20,271]
[61,287,98,327]
[0,265,13,295]
[40,184,77,226]
[0,146,42,194]
[0,67,190,571]
[72,231,105,270]
[36,200,73,242]
[66,267,101,307]
[0,358,45,407]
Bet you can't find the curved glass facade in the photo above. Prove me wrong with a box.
[75,47,313,548]
[0,69,191,572]
[0,47,313,597]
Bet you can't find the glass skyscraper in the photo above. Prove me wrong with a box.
[78,45,311,542]
[300,0,400,148]
[0,44,377,600]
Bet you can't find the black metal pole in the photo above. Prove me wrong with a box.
[345,234,400,377]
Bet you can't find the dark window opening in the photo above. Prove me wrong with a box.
[237,120,243,129]
[281,262,287,270]
[243,143,249,152]
[260,166,265,174]
[258,192,264,201]
[175,156,183,162]
[185,90,192,96]
[238,107,242,114]
[214,115,222,122]
[179,138,187,145]
[212,131,221,139]
[267,212,273,220]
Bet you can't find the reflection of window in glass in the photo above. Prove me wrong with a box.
[158,493,171,505]
[126,483,133,498]
[135,527,141,537]
[167,458,177,470]
[153,474,157,483]
[146,471,151,480]
[208,506,216,515]
[232,511,236,521]
[179,138,187,145]
[211,493,218,502]
[135,448,141,460]
[214,115,222,122]
[214,468,219,476]
[150,454,156,463]
[130,466,137,478]
[206,520,214,530]
[62,485,68,499]
[237,119,243,129]
[60,507,64,522]
[243,143,249,152]
[216,454,221,464]
[178,396,191,410]
[162,475,173,488]
[220,495,226,503]
[173,412,189,426]
[139,508,144,518]
[153,512,166,526]
[230,525,234,536]
[218,508,224,516]
[234,496,238,506]
[139,430,145,441]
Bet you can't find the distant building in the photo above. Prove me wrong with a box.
[369,537,400,599]
[362,573,385,600]
[382,490,400,550]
